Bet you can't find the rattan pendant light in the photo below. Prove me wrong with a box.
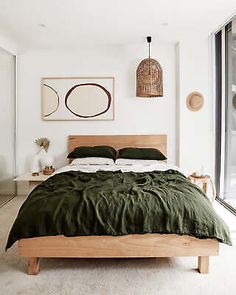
[136,36,163,97]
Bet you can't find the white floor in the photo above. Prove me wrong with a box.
[0,196,236,295]
[225,198,236,210]
[213,201,236,237]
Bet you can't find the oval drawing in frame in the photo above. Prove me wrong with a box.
[65,83,112,118]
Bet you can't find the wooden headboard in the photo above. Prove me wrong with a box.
[68,135,167,156]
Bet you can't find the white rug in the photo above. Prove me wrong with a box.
[1,196,236,295]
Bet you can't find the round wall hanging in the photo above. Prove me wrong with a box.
[186,91,204,112]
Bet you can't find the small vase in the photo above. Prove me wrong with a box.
[31,154,41,174]
[40,153,54,169]
[38,147,47,161]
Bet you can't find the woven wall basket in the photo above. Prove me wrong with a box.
[136,58,163,97]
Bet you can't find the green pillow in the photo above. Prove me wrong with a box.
[118,147,167,161]
[67,145,117,160]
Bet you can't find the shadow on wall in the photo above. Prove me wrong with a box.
[23,155,33,173]
[54,152,69,169]
[126,59,137,98]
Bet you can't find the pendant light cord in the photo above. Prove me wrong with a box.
[148,41,151,74]
[147,36,151,75]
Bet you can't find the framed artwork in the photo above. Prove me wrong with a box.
[41,77,114,121]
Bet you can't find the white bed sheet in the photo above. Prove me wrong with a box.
[55,162,184,175]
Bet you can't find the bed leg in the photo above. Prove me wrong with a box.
[198,256,209,274]
[28,257,40,275]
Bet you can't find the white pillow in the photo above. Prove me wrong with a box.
[115,158,164,166]
[70,157,114,166]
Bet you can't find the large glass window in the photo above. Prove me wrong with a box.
[224,21,236,207]
[215,18,236,214]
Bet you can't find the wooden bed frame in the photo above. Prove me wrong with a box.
[18,135,219,275]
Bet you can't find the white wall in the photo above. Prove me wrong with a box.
[17,44,177,175]
[177,35,214,175]
[17,35,215,195]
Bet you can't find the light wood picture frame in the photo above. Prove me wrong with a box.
[41,77,114,121]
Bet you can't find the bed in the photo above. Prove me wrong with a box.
[6,135,231,275]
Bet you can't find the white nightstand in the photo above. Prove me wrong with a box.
[15,172,55,193]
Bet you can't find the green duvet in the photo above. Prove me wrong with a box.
[6,169,231,249]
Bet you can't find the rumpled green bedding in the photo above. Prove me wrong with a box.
[6,169,232,249]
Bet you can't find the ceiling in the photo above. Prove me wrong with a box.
[0,0,235,51]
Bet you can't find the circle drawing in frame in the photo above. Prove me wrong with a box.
[42,84,59,117]
[65,83,112,118]
[186,91,204,112]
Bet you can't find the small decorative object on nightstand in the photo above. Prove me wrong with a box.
[43,166,55,175]
[188,172,216,202]
[31,153,42,176]
[32,172,39,176]
[32,137,55,176]
[41,153,55,175]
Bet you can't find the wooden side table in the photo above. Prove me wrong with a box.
[15,172,55,193]
[188,173,216,202]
